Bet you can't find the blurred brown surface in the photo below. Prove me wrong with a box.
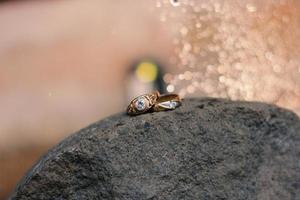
[0,146,49,199]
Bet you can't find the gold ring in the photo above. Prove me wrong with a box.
[127,91,160,115]
[152,93,182,112]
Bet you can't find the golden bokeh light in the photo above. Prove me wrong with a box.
[156,0,300,115]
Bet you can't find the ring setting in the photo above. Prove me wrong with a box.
[127,91,160,115]
[152,94,181,112]
[127,91,181,115]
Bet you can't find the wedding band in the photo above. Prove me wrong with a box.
[127,91,160,115]
[152,93,181,112]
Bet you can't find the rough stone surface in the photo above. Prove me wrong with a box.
[10,98,300,200]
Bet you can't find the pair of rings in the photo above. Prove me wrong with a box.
[127,91,182,116]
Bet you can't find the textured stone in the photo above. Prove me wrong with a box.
[10,98,300,200]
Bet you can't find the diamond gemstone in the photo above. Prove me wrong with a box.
[135,97,146,111]
[159,101,177,109]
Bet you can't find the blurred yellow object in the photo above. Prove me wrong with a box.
[135,61,158,83]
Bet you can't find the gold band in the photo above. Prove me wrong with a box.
[127,91,160,115]
[152,94,181,112]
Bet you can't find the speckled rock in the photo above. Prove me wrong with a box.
[10,98,300,200]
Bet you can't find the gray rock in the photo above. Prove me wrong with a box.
[10,98,300,200]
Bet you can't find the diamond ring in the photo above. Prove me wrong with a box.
[152,94,181,112]
[127,91,160,115]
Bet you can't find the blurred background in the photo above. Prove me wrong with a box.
[0,0,300,199]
